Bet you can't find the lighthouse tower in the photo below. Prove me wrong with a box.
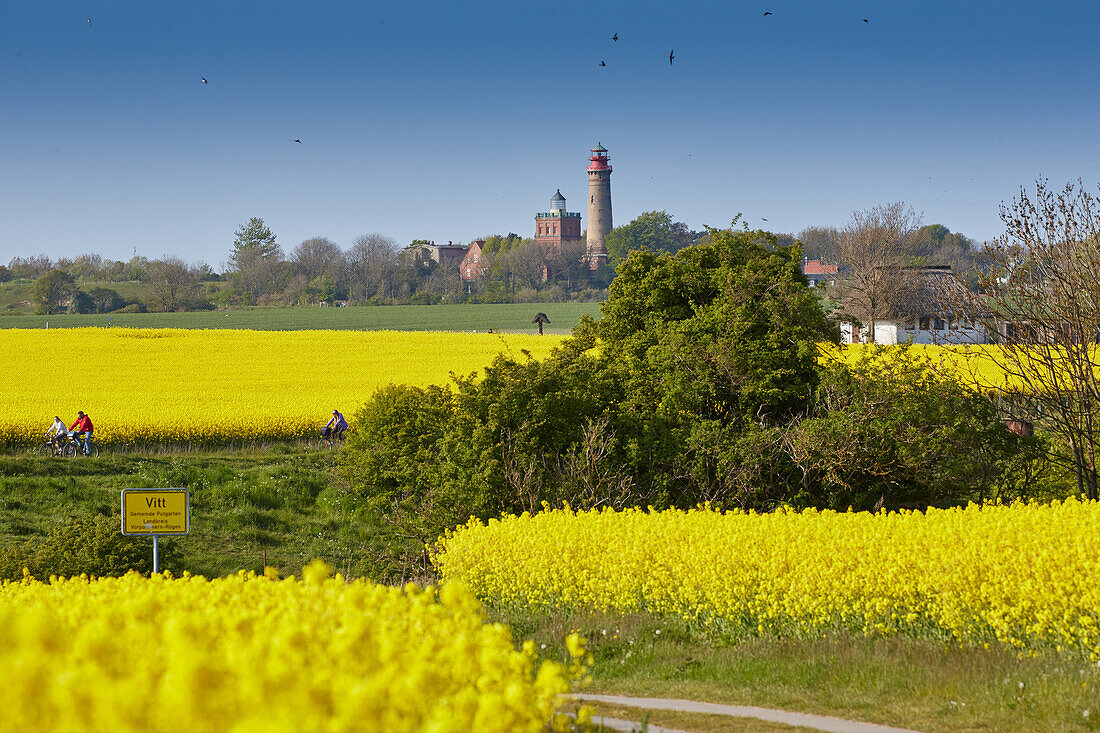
[585,143,612,271]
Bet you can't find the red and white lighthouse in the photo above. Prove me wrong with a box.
[585,143,612,271]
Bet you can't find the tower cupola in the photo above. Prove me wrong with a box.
[550,189,566,211]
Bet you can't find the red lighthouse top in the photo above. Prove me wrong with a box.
[587,142,612,172]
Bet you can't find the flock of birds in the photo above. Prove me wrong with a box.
[599,13,869,68]
[83,11,870,147]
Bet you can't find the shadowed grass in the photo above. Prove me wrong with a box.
[0,450,413,580]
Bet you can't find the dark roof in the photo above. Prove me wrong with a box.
[591,143,607,152]
[551,189,566,202]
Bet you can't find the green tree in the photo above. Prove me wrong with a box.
[479,233,523,255]
[88,287,124,313]
[597,224,838,504]
[341,223,839,525]
[30,270,77,314]
[604,210,698,271]
[790,348,1030,511]
[229,217,282,303]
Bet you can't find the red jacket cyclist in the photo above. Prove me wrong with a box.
[69,411,94,455]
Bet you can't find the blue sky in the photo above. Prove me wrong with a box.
[4,1,1100,268]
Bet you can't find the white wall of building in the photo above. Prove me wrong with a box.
[840,320,988,345]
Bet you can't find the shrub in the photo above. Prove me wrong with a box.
[0,512,179,580]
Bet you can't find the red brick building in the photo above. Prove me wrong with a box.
[534,190,582,250]
[460,240,487,281]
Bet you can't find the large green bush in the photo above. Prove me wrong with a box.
[339,225,1036,541]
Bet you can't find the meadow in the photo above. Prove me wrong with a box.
[0,301,600,333]
[0,328,566,449]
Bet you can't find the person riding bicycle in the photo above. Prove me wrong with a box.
[45,415,68,452]
[68,411,94,455]
[321,409,348,444]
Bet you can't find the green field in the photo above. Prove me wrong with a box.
[0,302,601,333]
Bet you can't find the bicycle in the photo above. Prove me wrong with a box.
[38,436,67,457]
[319,427,346,449]
[64,433,100,458]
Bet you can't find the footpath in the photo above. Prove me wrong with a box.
[570,694,924,733]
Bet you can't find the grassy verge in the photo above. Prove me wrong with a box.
[0,302,600,332]
[494,608,1100,733]
[0,450,420,581]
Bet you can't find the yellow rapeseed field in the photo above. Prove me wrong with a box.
[434,501,1100,659]
[821,342,1096,392]
[0,328,564,447]
[0,561,589,733]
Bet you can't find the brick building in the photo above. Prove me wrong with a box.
[534,190,583,249]
[460,240,487,281]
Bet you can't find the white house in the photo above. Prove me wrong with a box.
[839,265,989,345]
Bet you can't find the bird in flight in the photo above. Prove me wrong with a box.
[669,49,675,65]
[86,16,92,27]
[612,33,618,42]
[201,77,208,84]
[761,217,769,221]
[862,18,869,23]
[763,11,773,16]
[293,139,302,144]
[599,61,606,67]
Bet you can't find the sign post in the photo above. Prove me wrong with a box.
[121,489,190,573]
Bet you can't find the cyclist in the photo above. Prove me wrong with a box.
[68,410,94,455]
[45,415,68,453]
[321,409,348,445]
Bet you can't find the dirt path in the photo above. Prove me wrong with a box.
[571,694,924,733]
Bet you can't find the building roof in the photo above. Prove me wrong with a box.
[803,260,839,275]
[551,189,566,202]
[591,143,607,152]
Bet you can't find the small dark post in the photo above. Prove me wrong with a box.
[532,312,550,335]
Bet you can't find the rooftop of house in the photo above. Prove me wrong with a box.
[803,259,839,275]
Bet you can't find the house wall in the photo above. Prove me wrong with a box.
[840,321,988,345]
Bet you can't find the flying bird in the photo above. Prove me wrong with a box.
[201,77,208,84]
[761,217,768,221]
[293,139,302,144]
[599,61,606,67]
[862,18,870,22]
[763,11,773,16]
[612,33,618,41]
[669,49,675,65]
[86,16,92,26]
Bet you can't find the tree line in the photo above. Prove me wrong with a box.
[3,205,981,317]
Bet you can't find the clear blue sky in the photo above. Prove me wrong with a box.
[4,1,1100,268]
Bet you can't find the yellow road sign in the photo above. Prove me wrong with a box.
[121,489,190,535]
